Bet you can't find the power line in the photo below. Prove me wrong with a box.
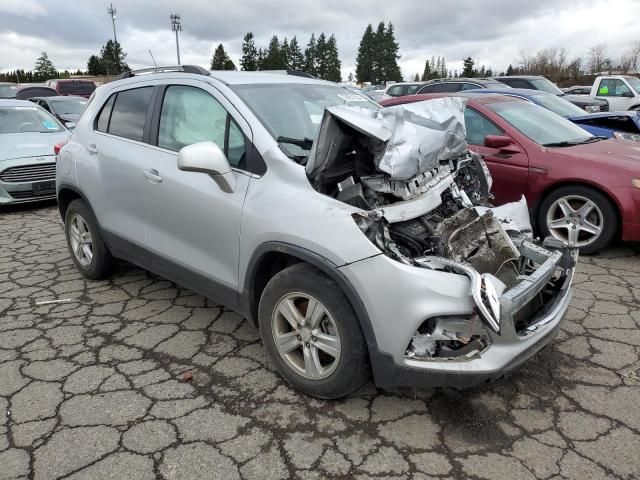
[170,13,182,65]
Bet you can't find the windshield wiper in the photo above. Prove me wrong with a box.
[276,136,314,151]
[543,136,607,147]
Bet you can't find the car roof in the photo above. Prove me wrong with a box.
[0,99,41,107]
[468,88,550,98]
[30,95,87,101]
[380,92,526,107]
[494,75,542,79]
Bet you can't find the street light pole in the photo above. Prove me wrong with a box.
[107,3,117,44]
[170,13,182,65]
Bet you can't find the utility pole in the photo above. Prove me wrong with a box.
[107,3,117,44]
[170,13,182,65]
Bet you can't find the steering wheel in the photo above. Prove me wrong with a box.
[17,122,34,132]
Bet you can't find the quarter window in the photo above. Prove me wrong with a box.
[158,85,246,168]
[96,94,115,133]
[107,87,153,141]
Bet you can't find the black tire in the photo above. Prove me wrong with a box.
[258,263,370,399]
[64,199,114,279]
[538,185,617,254]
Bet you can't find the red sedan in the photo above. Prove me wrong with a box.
[381,93,640,253]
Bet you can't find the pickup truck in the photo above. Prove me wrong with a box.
[590,75,640,111]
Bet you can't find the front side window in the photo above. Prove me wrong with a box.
[0,106,64,133]
[158,85,245,168]
[464,107,503,145]
[598,79,632,97]
[500,78,530,89]
[108,87,153,141]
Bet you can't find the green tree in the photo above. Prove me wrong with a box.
[211,44,235,70]
[100,40,128,75]
[304,34,317,76]
[288,37,304,70]
[382,23,402,82]
[264,35,283,70]
[323,34,341,82]
[34,52,57,81]
[257,48,266,70]
[281,37,291,70]
[87,55,105,75]
[440,57,447,77]
[371,22,386,83]
[355,24,375,83]
[413,73,419,81]
[506,64,514,76]
[462,57,475,77]
[240,32,258,71]
[421,59,431,81]
[314,33,327,79]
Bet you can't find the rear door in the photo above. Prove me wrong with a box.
[84,86,155,256]
[464,107,529,205]
[140,81,252,303]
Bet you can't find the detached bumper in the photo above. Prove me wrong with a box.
[342,240,577,389]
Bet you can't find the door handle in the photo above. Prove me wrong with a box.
[86,144,98,154]
[143,169,162,183]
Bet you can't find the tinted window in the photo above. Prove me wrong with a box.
[464,108,503,145]
[431,83,461,92]
[500,78,531,89]
[58,81,96,95]
[96,94,116,132]
[108,87,153,141]
[580,116,640,133]
[462,83,481,91]
[15,87,57,100]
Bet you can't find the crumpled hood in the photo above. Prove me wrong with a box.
[0,131,69,161]
[306,97,468,181]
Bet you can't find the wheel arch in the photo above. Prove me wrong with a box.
[534,180,622,237]
[241,242,378,348]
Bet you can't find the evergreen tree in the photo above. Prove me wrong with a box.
[413,73,419,81]
[34,52,57,81]
[479,64,486,77]
[462,57,475,77]
[240,32,258,71]
[371,22,386,83]
[288,37,304,70]
[355,24,375,83]
[281,38,291,70]
[257,48,266,70]
[211,44,229,70]
[506,64,514,76]
[430,56,436,79]
[347,72,354,82]
[486,68,493,77]
[435,57,441,78]
[304,34,317,76]
[324,34,341,82]
[264,35,283,70]
[421,59,431,81]
[315,33,327,79]
[100,40,128,75]
[382,23,402,82]
[87,55,105,75]
[440,57,447,77]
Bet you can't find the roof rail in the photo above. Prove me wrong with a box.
[117,65,210,80]
[256,69,316,79]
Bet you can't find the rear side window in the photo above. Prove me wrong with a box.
[431,83,462,93]
[96,94,116,133]
[500,78,531,89]
[108,87,153,141]
[59,81,96,95]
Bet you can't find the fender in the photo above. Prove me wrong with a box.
[241,241,379,349]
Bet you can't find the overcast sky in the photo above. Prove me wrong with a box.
[1,0,638,80]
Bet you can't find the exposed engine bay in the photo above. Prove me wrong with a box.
[306,98,573,361]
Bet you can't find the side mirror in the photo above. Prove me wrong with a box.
[65,122,76,130]
[484,135,521,153]
[177,141,236,193]
[622,90,635,98]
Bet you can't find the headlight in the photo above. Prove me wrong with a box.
[631,179,640,189]
[584,105,600,113]
[614,131,640,142]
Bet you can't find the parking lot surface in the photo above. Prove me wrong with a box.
[1,203,639,480]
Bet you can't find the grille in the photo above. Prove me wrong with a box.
[599,102,609,112]
[0,163,56,183]
[9,190,38,199]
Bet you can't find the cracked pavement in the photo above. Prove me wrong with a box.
[1,202,639,480]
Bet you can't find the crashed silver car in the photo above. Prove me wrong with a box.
[58,70,576,399]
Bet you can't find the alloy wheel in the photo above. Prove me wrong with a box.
[271,292,341,380]
[69,214,94,267]
[546,195,603,247]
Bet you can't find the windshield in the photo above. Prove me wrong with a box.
[232,83,379,156]
[625,76,640,94]
[0,85,18,98]
[487,101,593,145]
[50,99,87,115]
[485,82,511,89]
[529,78,564,95]
[530,92,586,117]
[0,106,65,133]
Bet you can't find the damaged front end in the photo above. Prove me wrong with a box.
[306,98,577,367]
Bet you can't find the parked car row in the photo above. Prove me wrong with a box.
[0,79,96,99]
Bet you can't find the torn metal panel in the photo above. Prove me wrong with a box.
[475,195,532,234]
[306,97,469,183]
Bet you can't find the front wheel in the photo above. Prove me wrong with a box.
[258,263,370,399]
[538,185,617,254]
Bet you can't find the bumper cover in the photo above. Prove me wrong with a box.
[370,240,577,388]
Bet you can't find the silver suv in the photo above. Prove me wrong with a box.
[56,66,577,399]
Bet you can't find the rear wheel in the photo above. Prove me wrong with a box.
[538,185,617,254]
[258,263,370,399]
[64,199,114,279]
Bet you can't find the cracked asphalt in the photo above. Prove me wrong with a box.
[1,202,639,480]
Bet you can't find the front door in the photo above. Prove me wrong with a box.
[140,83,251,304]
[594,78,634,111]
[464,107,529,205]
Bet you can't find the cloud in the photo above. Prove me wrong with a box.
[0,0,638,80]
